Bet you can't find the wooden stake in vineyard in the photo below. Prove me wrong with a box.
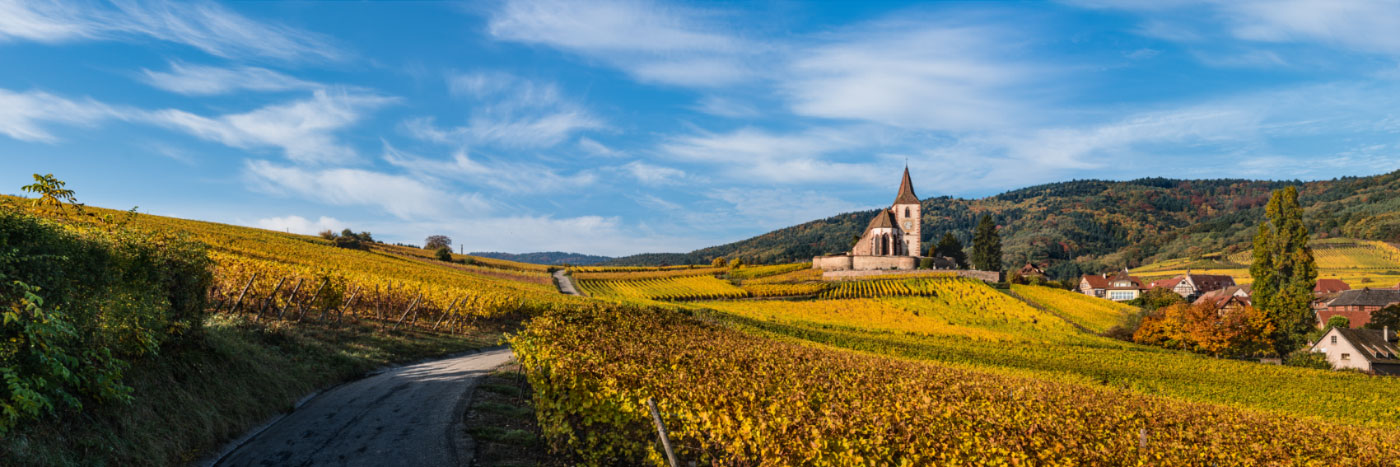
[432,297,460,331]
[227,272,258,314]
[647,398,679,467]
[277,278,304,321]
[337,286,361,324]
[394,294,421,330]
[254,276,287,322]
[296,278,328,322]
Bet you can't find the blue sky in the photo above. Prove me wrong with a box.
[4,0,1400,256]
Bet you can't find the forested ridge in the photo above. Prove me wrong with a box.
[605,170,1400,277]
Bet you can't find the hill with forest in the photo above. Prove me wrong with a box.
[470,251,613,266]
[604,170,1400,278]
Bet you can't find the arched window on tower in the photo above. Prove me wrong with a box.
[904,207,910,217]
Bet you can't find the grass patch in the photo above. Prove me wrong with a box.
[463,363,560,467]
[1,314,502,466]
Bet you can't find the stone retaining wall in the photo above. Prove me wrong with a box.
[821,268,1002,282]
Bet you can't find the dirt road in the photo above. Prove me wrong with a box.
[213,347,513,467]
[553,270,581,296]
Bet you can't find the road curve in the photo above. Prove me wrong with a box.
[215,347,513,467]
[553,270,582,296]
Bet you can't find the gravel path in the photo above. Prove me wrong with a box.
[213,347,513,467]
[554,270,582,296]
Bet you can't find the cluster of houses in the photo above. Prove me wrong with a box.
[1077,269,1400,375]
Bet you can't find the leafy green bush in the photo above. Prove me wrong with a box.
[1283,349,1332,370]
[0,208,212,433]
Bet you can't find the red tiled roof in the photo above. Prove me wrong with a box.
[1151,277,1183,289]
[1315,279,1351,294]
[1081,274,1109,289]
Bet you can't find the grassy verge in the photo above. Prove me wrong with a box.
[1,314,502,466]
[463,362,558,467]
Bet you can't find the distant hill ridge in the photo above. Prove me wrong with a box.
[471,251,613,266]
[603,171,1400,278]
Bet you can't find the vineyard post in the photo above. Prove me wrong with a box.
[296,278,329,322]
[254,276,288,322]
[1139,427,1147,450]
[228,272,258,314]
[322,283,353,322]
[277,278,304,320]
[394,294,421,330]
[336,286,361,325]
[432,297,460,331]
[647,398,679,467]
[406,297,424,329]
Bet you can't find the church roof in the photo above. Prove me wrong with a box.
[893,167,920,205]
[863,210,899,234]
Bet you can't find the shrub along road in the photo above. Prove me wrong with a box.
[213,347,513,467]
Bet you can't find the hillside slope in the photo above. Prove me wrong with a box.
[606,170,1400,277]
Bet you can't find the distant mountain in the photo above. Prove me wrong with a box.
[604,170,1400,279]
[471,251,613,266]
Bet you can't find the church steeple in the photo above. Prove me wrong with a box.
[893,166,919,205]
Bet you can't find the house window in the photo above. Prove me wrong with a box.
[1341,353,1350,361]
[1109,291,1134,301]
[1331,336,1337,344]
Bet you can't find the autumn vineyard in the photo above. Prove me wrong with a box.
[8,184,1400,465]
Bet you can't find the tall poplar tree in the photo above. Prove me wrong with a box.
[971,215,1002,272]
[1249,186,1318,355]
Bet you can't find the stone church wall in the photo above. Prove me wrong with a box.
[852,256,916,270]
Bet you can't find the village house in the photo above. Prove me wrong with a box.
[1193,285,1252,312]
[1309,327,1400,375]
[1080,269,1146,302]
[1017,263,1047,281]
[813,167,923,271]
[1316,289,1400,328]
[1148,270,1236,300]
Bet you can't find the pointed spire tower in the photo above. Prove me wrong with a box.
[891,165,922,257]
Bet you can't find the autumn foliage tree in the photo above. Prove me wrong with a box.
[1134,303,1275,358]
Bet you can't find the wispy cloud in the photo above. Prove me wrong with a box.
[1071,0,1400,58]
[577,137,622,157]
[621,161,686,185]
[382,142,596,193]
[781,16,1045,131]
[0,0,343,62]
[150,89,394,164]
[255,215,345,235]
[691,96,760,118]
[658,126,886,184]
[487,0,756,87]
[0,88,122,142]
[243,160,476,219]
[406,72,603,148]
[139,62,319,95]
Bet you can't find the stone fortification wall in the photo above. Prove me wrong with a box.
[821,268,1002,282]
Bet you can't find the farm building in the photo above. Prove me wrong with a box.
[1081,270,1146,302]
[1193,285,1251,312]
[1149,270,1236,300]
[1317,289,1400,328]
[1309,327,1400,375]
[1315,279,1351,295]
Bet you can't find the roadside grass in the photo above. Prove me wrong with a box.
[1,314,502,467]
[464,362,559,467]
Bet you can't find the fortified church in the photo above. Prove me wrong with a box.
[813,168,926,271]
